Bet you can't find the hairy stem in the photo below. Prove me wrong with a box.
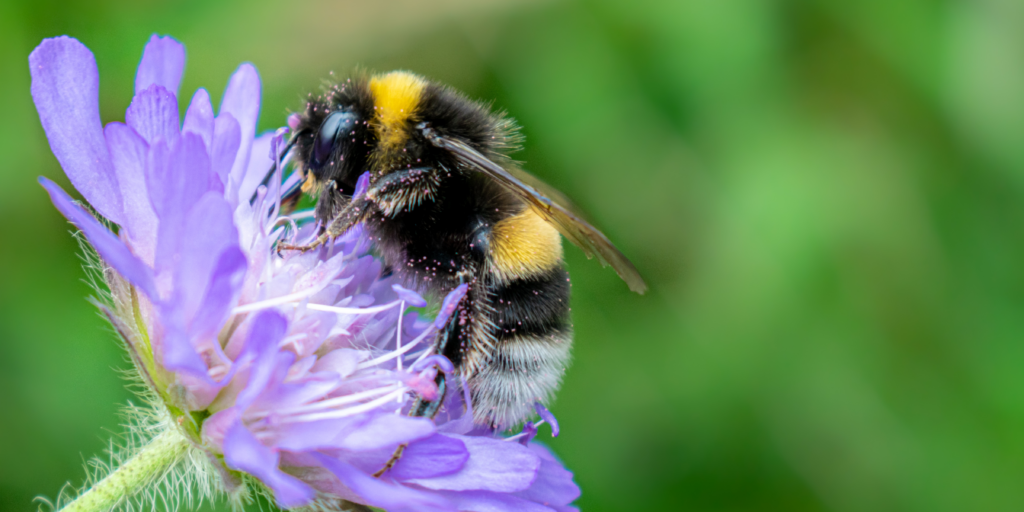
[61,429,188,512]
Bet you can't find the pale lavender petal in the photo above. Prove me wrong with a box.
[404,435,539,492]
[103,122,157,264]
[200,407,238,450]
[312,454,452,512]
[224,422,315,508]
[182,88,214,150]
[144,140,173,218]
[189,246,247,340]
[272,417,361,452]
[390,434,468,481]
[126,84,180,145]
[134,34,185,97]
[30,37,122,223]
[514,444,580,507]
[176,192,239,325]
[437,383,475,435]
[148,133,212,275]
[211,114,241,188]
[336,413,436,452]
[235,311,289,408]
[251,374,340,414]
[438,491,555,512]
[220,63,261,203]
[160,320,211,379]
[292,251,347,296]
[392,284,427,308]
[236,133,273,206]
[40,177,156,298]
[435,284,468,329]
[310,349,365,378]
[534,402,559,437]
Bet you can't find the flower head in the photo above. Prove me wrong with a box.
[31,34,579,511]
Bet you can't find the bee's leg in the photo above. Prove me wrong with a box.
[370,371,449,478]
[277,190,370,253]
[372,293,463,477]
[373,269,474,477]
[279,167,438,254]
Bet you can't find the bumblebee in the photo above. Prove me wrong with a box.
[280,71,646,429]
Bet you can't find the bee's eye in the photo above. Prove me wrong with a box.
[312,110,357,169]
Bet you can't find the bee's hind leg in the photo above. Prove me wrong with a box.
[373,270,473,477]
[370,373,449,477]
[372,305,461,477]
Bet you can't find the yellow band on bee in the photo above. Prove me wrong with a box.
[489,207,564,282]
[369,71,427,151]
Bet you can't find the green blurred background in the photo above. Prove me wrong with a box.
[3,0,1024,510]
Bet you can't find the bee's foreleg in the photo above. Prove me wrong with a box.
[277,191,370,253]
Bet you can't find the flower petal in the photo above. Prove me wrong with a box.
[148,133,213,277]
[274,417,363,452]
[513,444,580,508]
[200,407,239,450]
[189,245,247,340]
[160,320,211,380]
[220,63,261,204]
[126,84,180,145]
[182,88,214,150]
[405,435,540,493]
[390,434,468,481]
[311,454,452,512]
[236,132,273,206]
[104,122,158,265]
[224,422,315,508]
[176,192,241,327]
[438,491,556,512]
[39,177,156,298]
[30,37,122,223]
[252,373,341,415]
[310,349,365,378]
[212,113,241,189]
[134,34,185,98]
[235,311,290,409]
[336,413,436,452]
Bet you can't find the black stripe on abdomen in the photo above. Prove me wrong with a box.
[492,265,571,341]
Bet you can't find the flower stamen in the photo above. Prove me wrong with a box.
[357,326,435,369]
[280,388,408,423]
[256,383,405,419]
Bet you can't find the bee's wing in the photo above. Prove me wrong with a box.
[424,128,647,294]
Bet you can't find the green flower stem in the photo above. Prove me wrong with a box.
[61,429,188,512]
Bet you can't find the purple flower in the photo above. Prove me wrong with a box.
[31,34,579,512]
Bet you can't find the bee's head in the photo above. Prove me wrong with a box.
[291,94,373,197]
